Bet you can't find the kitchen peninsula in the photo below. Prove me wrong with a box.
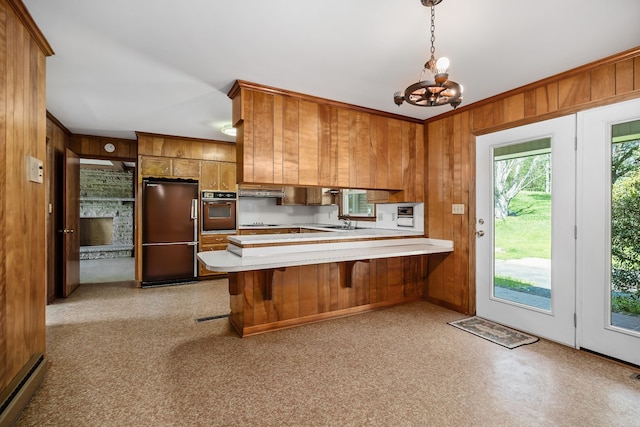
[198,227,453,336]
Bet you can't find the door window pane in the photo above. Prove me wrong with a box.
[610,120,640,332]
[493,139,552,310]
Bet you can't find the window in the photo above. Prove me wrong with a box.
[339,189,375,220]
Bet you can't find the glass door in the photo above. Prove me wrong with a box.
[578,98,640,366]
[476,115,576,346]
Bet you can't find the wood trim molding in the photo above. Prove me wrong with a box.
[228,79,425,124]
[135,131,236,146]
[46,111,72,136]
[426,45,640,124]
[0,354,48,426]
[7,0,54,56]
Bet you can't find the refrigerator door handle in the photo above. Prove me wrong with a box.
[191,199,198,220]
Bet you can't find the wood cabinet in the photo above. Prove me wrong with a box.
[201,160,237,191]
[306,188,336,205]
[140,156,171,177]
[228,81,424,202]
[199,233,234,277]
[139,156,200,179]
[367,190,390,204]
[278,187,307,205]
[238,227,301,235]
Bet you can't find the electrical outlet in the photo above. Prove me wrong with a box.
[391,213,396,221]
[377,213,383,221]
[452,204,465,215]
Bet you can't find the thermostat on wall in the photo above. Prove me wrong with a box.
[27,156,43,183]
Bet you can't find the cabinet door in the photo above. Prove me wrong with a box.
[200,160,220,190]
[367,190,389,204]
[278,187,307,205]
[173,159,200,178]
[201,161,220,190]
[306,188,321,204]
[219,162,236,191]
[140,156,171,177]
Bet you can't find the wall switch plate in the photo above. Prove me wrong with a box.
[452,204,465,215]
[28,156,43,183]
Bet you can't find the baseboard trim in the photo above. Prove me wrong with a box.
[0,353,48,426]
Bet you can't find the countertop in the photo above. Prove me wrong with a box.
[197,237,453,272]
[230,224,424,245]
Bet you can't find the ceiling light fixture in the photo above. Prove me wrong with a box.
[394,0,463,109]
[221,124,236,137]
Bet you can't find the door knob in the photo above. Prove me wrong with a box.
[476,230,485,237]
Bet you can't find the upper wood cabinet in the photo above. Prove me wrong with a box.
[201,160,237,191]
[228,81,424,202]
[278,187,307,205]
[137,133,237,187]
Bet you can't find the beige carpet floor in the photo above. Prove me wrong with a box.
[16,279,640,426]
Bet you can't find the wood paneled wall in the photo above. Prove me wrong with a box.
[230,256,428,336]
[137,132,236,161]
[1,0,53,396]
[229,81,424,202]
[69,134,137,160]
[425,46,640,314]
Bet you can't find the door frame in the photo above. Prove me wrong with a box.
[576,97,640,366]
[475,115,577,347]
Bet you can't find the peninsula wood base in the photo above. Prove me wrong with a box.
[228,255,428,337]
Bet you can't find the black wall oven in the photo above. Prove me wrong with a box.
[201,191,237,232]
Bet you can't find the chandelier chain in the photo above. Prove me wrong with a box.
[430,5,436,58]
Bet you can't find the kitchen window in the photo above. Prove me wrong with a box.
[339,189,376,221]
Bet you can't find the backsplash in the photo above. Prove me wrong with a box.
[237,197,424,232]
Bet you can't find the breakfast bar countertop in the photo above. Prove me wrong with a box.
[230,225,425,245]
[197,237,453,273]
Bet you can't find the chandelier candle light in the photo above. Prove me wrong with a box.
[394,0,463,108]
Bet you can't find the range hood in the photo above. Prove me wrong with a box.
[237,187,285,198]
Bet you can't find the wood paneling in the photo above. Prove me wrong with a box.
[1,0,52,402]
[425,46,640,315]
[229,256,427,336]
[68,134,136,160]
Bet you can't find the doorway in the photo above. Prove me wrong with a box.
[475,115,576,347]
[578,98,640,366]
[79,158,135,284]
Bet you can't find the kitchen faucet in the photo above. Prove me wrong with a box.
[342,218,352,229]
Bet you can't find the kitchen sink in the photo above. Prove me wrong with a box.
[240,224,281,227]
[321,225,358,230]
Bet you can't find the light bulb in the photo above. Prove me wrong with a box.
[435,57,450,73]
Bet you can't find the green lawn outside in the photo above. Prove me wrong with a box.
[494,191,551,261]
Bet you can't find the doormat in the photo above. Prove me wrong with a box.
[448,316,539,349]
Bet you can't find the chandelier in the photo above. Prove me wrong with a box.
[394,0,463,108]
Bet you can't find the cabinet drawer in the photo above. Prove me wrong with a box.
[200,233,234,245]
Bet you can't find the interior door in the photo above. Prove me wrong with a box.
[476,115,576,346]
[61,148,80,297]
[578,98,640,366]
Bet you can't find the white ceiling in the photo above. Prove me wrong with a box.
[23,0,640,143]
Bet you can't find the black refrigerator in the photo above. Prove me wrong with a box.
[142,179,199,286]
